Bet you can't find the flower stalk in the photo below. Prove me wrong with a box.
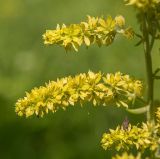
[142,13,155,122]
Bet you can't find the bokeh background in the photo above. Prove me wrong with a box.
[0,0,159,158]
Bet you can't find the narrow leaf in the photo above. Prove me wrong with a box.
[126,105,149,114]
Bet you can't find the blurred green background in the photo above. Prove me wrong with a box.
[0,0,159,158]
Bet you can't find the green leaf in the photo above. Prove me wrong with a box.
[126,105,149,114]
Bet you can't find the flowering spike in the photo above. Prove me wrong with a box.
[15,71,143,117]
[43,15,134,51]
[112,152,142,159]
[156,107,160,124]
[101,122,158,151]
[125,0,160,10]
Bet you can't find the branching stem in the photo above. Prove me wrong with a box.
[154,76,160,80]
[154,68,160,76]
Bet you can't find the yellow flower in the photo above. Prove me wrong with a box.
[43,15,134,51]
[101,122,158,151]
[155,107,160,136]
[156,107,160,124]
[115,15,125,27]
[15,71,143,117]
[112,152,143,159]
[125,0,160,10]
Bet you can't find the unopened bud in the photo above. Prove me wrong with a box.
[115,15,125,27]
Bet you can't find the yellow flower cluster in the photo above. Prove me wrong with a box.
[15,71,143,117]
[155,107,160,136]
[156,107,160,124]
[125,0,160,9]
[101,123,158,151]
[103,72,143,106]
[125,0,160,38]
[112,153,142,159]
[43,15,134,51]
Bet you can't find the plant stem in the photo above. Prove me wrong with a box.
[142,14,155,123]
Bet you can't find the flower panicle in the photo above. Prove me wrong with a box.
[43,15,134,51]
[15,71,143,117]
[101,122,158,151]
[125,0,160,40]
[125,0,160,9]
[155,107,160,137]
[156,107,160,124]
[112,152,143,159]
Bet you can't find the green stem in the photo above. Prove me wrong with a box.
[142,14,155,122]
[154,68,160,76]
